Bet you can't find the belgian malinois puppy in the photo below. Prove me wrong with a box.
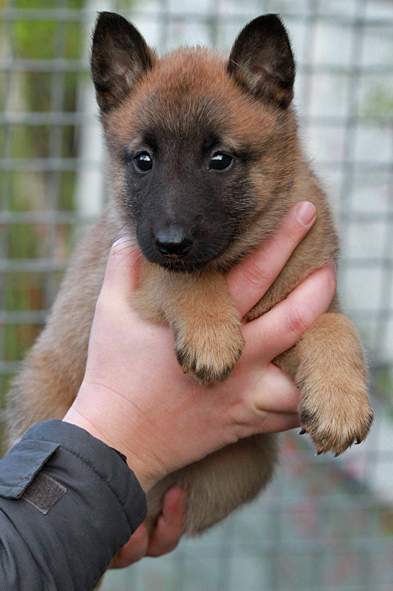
[8,12,373,534]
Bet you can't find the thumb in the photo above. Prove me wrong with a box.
[100,237,142,300]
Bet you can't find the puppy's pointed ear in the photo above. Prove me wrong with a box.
[227,14,295,109]
[91,12,155,113]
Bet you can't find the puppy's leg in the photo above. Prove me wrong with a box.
[171,272,244,384]
[277,313,373,455]
[135,264,244,384]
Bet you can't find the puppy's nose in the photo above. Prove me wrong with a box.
[154,230,192,258]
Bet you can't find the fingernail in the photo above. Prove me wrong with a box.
[163,486,186,519]
[327,259,336,273]
[295,202,317,226]
[112,236,131,250]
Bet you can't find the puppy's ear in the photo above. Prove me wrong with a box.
[228,14,295,109]
[91,12,155,113]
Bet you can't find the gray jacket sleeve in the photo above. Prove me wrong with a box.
[0,420,147,591]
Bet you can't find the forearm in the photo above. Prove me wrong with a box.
[0,420,146,591]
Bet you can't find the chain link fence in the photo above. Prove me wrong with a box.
[1,0,393,589]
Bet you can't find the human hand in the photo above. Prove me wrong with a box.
[64,201,336,492]
[108,486,185,568]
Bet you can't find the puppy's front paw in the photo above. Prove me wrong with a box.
[299,383,373,456]
[174,321,244,384]
[290,313,374,456]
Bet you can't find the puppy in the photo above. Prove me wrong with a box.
[7,13,373,534]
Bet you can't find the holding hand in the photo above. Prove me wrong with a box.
[64,201,336,565]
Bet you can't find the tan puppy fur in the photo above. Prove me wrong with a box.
[7,13,373,535]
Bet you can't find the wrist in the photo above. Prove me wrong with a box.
[63,394,162,492]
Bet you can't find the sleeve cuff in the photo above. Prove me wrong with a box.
[1,419,147,533]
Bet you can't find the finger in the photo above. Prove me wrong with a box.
[227,202,317,318]
[100,236,142,299]
[236,364,301,435]
[259,411,300,433]
[247,363,301,415]
[108,524,149,568]
[242,264,336,362]
[147,486,186,557]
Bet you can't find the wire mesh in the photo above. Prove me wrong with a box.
[1,0,393,589]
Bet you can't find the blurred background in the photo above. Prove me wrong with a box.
[1,0,393,589]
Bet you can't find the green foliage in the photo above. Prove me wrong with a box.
[14,20,58,60]
[1,2,85,400]
[15,0,83,10]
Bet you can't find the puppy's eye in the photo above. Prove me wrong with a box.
[134,152,153,172]
[209,152,233,171]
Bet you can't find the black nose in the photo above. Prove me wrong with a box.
[154,230,192,259]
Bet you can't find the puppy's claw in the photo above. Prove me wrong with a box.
[299,401,373,457]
